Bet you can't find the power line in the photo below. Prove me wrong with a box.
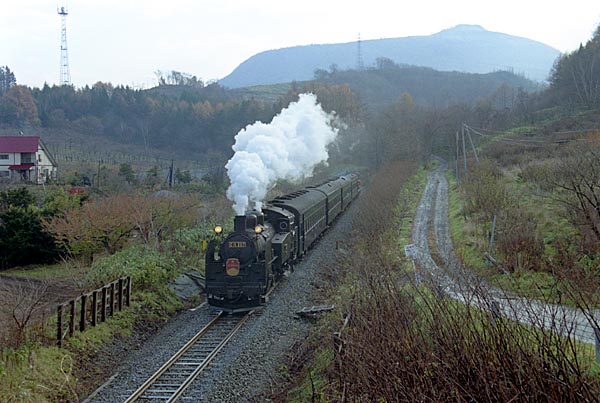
[463,124,593,147]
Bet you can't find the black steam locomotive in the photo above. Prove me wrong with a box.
[205,173,360,312]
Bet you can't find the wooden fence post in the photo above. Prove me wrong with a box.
[69,299,75,338]
[118,278,124,311]
[491,301,501,326]
[57,304,63,347]
[109,282,115,317]
[92,291,98,326]
[126,276,131,307]
[101,286,107,322]
[80,294,87,332]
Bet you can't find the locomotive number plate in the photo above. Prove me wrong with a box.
[228,241,247,248]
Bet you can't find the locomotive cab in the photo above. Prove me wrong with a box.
[263,205,296,275]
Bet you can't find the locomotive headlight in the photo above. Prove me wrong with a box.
[254,225,263,234]
[214,225,223,234]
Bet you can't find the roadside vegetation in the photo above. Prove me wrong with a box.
[271,159,600,402]
[448,132,600,304]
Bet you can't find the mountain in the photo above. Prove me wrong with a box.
[219,25,560,88]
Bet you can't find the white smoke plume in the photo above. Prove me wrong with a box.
[226,93,338,215]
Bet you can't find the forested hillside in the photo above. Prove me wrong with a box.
[0,62,554,188]
[320,62,541,110]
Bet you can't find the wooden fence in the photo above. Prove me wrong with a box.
[56,276,131,347]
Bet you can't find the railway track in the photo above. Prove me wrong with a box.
[124,311,252,402]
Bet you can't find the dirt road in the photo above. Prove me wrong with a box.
[411,161,600,344]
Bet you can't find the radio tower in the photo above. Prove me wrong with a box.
[356,33,364,71]
[57,5,71,85]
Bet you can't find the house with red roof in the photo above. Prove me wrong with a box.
[0,136,57,184]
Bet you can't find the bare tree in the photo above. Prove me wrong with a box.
[546,142,600,243]
[0,277,51,347]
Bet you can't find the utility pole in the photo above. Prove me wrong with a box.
[455,130,460,184]
[168,159,174,188]
[461,124,467,174]
[465,125,480,164]
[97,160,101,188]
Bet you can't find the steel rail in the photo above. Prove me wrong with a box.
[166,312,251,402]
[124,310,250,402]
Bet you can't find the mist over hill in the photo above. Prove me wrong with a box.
[219,25,560,88]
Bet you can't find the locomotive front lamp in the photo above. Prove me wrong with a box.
[214,225,223,234]
[254,225,263,234]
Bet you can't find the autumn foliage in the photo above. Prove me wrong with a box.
[43,193,201,262]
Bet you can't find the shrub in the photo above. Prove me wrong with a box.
[0,205,59,269]
[495,207,545,272]
[461,159,512,224]
[43,193,202,262]
[518,160,557,192]
[85,246,178,293]
[162,227,206,274]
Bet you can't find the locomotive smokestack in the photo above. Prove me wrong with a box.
[246,214,257,229]
[234,215,247,232]
[253,210,264,225]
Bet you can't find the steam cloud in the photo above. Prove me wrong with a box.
[226,93,338,214]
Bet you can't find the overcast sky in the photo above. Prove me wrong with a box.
[2,0,599,89]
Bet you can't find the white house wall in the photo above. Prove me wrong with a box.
[36,146,57,183]
[0,152,17,178]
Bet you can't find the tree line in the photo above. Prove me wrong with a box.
[549,25,600,108]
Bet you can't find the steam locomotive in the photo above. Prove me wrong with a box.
[205,173,360,312]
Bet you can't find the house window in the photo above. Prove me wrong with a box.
[0,171,9,177]
[21,153,34,163]
[0,154,8,160]
[38,154,42,162]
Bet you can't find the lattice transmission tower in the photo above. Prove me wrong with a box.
[356,33,364,71]
[57,5,71,85]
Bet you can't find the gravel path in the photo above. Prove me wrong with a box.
[84,201,358,403]
[412,160,600,344]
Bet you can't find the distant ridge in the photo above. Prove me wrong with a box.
[219,25,560,88]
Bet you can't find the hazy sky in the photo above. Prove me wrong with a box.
[2,0,599,89]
